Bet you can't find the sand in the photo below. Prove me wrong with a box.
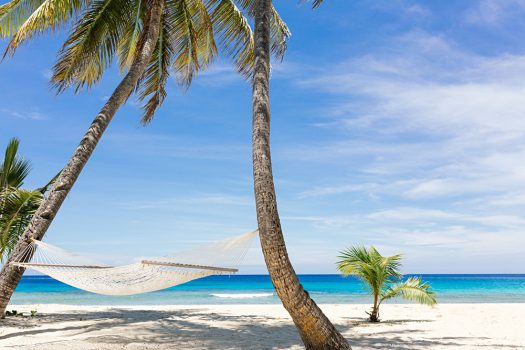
[1,303,523,349]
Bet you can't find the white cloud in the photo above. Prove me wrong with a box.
[0,108,47,121]
[276,30,525,269]
[41,69,53,80]
[367,0,431,20]
[466,0,525,25]
[294,31,525,202]
[119,193,252,210]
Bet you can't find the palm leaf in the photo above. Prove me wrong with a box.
[378,250,402,284]
[51,0,133,93]
[136,10,174,124]
[117,0,144,72]
[337,246,382,294]
[35,169,61,194]
[169,0,217,87]
[337,246,405,296]
[300,0,323,9]
[136,0,219,124]
[3,0,87,56]
[269,4,290,60]
[208,0,253,77]
[380,276,437,306]
[0,188,43,260]
[232,0,290,62]
[0,0,45,37]
[0,138,31,189]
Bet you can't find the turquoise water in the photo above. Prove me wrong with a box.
[11,274,525,305]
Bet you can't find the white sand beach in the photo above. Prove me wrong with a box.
[1,303,523,349]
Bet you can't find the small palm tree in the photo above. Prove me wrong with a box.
[0,138,55,259]
[337,246,437,322]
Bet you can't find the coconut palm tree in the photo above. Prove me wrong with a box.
[0,0,167,317]
[337,246,437,322]
[0,138,55,259]
[251,0,350,348]
[0,0,289,316]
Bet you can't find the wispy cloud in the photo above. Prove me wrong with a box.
[465,0,525,25]
[293,30,525,202]
[119,193,252,210]
[41,69,53,80]
[366,0,431,20]
[1,108,47,121]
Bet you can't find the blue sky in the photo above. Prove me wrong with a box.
[2,0,525,274]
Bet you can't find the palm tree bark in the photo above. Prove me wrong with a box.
[369,293,379,322]
[251,0,350,348]
[0,0,165,317]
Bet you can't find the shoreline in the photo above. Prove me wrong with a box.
[2,303,523,349]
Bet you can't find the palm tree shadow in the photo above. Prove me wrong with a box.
[0,308,305,349]
[1,309,519,349]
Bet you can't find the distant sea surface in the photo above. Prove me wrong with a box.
[11,274,525,305]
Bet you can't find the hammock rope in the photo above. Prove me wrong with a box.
[10,230,257,296]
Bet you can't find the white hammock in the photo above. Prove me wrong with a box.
[10,230,257,296]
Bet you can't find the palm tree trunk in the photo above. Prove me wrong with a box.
[251,0,350,348]
[369,294,379,322]
[0,0,165,318]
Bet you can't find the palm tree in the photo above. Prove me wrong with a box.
[0,0,289,316]
[0,138,55,259]
[0,0,167,317]
[337,246,437,322]
[251,0,350,348]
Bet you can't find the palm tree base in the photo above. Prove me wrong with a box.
[366,311,380,323]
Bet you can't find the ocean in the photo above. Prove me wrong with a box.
[11,274,525,305]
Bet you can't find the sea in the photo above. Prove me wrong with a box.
[10,274,525,305]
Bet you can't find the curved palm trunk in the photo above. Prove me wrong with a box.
[0,0,165,317]
[251,0,350,348]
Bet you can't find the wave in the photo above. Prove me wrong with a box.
[210,293,274,299]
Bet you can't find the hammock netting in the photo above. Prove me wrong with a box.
[10,230,257,296]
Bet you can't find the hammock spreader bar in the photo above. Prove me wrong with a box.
[12,261,239,273]
[140,260,238,273]
[12,262,111,269]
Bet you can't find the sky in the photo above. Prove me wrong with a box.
[2,0,525,274]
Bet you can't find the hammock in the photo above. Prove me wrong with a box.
[10,230,257,296]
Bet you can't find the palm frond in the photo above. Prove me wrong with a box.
[337,245,407,297]
[379,251,402,284]
[191,0,216,69]
[4,0,87,56]
[312,0,323,8]
[0,187,43,260]
[269,4,290,60]
[136,10,174,124]
[337,246,382,294]
[0,138,31,189]
[300,0,323,9]
[169,0,217,87]
[208,0,253,78]
[51,0,133,93]
[0,0,45,38]
[380,276,437,306]
[233,0,290,62]
[35,169,61,194]
[117,0,144,72]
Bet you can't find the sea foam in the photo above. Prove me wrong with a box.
[210,293,274,299]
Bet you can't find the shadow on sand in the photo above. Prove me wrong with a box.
[0,308,516,349]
